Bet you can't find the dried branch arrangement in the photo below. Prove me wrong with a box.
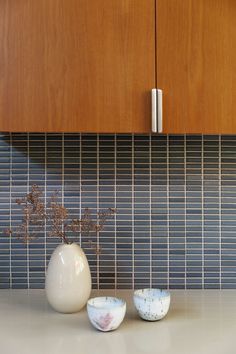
[6,185,116,254]
[6,185,46,243]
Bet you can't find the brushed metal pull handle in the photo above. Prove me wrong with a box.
[151,88,163,133]
[151,89,157,133]
[157,89,163,133]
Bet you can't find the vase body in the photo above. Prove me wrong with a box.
[45,243,91,313]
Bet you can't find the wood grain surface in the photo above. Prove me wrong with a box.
[157,0,236,134]
[0,0,155,132]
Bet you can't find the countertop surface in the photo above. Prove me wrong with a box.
[0,289,236,354]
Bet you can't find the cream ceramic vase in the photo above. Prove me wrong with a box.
[45,243,91,313]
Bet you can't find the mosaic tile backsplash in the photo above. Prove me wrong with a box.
[1,133,236,289]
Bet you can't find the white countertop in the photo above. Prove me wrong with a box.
[0,289,235,354]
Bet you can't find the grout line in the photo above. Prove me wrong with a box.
[97,134,100,290]
[44,133,47,275]
[9,133,12,288]
[167,135,170,290]
[62,133,65,202]
[219,135,222,289]
[79,133,82,247]
[132,134,135,290]
[202,135,204,289]
[27,133,30,289]
[149,134,152,288]
[62,133,65,244]
[184,134,187,289]
[114,134,117,290]
[3,167,236,173]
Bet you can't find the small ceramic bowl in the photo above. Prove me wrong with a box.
[133,288,170,321]
[87,296,126,332]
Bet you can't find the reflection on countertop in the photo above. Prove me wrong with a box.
[0,289,235,354]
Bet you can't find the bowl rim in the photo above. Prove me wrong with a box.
[133,288,170,300]
[87,296,126,310]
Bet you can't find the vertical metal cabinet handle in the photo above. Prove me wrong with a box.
[151,89,157,133]
[151,88,163,133]
[157,89,163,133]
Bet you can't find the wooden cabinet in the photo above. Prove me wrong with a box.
[0,0,155,132]
[0,0,235,133]
[157,0,236,134]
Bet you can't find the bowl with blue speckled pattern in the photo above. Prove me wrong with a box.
[133,288,170,321]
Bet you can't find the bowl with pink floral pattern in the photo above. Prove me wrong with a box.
[87,296,126,332]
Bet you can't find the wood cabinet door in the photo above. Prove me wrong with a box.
[0,0,155,133]
[157,0,236,134]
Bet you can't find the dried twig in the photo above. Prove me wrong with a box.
[5,185,116,254]
[6,185,46,243]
